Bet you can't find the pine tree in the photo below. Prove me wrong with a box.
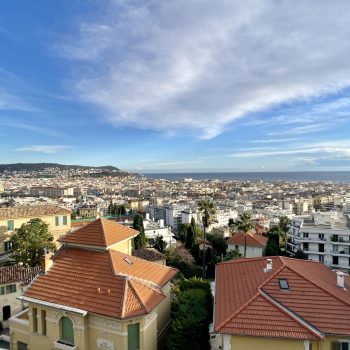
[133,214,147,250]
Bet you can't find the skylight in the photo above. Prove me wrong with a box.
[278,279,289,290]
[124,257,133,265]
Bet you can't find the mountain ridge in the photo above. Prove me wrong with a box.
[0,163,122,172]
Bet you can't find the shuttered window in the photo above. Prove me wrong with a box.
[128,323,140,350]
[7,220,14,230]
[60,316,74,345]
[63,215,67,225]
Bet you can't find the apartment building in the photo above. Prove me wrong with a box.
[0,205,71,255]
[29,186,74,198]
[287,211,350,271]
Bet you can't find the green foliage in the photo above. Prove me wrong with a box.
[71,212,77,220]
[149,235,167,253]
[207,233,228,257]
[265,239,279,256]
[167,278,212,350]
[198,200,216,228]
[224,248,242,261]
[185,218,198,250]
[279,216,290,233]
[235,213,255,257]
[295,249,307,260]
[133,214,147,250]
[108,203,127,216]
[228,218,235,227]
[173,224,189,243]
[11,218,56,267]
[313,198,322,211]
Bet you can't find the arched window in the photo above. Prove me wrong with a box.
[59,316,74,346]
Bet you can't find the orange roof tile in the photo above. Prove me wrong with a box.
[227,232,268,247]
[215,256,350,339]
[59,218,139,248]
[24,246,177,319]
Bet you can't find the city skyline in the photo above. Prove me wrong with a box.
[1,1,350,173]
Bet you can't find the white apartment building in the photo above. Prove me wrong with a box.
[29,186,74,198]
[143,215,175,247]
[287,211,350,271]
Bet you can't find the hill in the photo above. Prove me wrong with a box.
[0,163,127,176]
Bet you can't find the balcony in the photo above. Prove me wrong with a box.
[330,249,350,257]
[53,341,77,350]
[9,309,29,334]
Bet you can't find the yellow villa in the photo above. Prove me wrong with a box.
[0,205,71,255]
[214,256,350,350]
[9,218,177,350]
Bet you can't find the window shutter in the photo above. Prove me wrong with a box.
[7,220,14,230]
[63,216,67,225]
[55,216,59,226]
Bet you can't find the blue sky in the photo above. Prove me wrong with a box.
[1,0,350,173]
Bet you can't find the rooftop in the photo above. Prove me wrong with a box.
[0,265,41,285]
[215,256,350,339]
[0,205,71,220]
[227,232,268,247]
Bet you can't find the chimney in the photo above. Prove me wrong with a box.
[336,271,345,288]
[264,258,273,272]
[41,250,54,274]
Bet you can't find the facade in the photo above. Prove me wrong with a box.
[78,206,98,219]
[0,266,40,329]
[29,187,74,198]
[9,218,177,350]
[227,232,268,257]
[143,218,175,247]
[0,205,71,255]
[287,212,350,271]
[214,256,350,350]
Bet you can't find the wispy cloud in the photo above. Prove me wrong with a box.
[56,0,350,139]
[249,137,303,143]
[15,145,71,154]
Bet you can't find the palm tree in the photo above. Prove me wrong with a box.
[198,199,216,278]
[235,213,255,258]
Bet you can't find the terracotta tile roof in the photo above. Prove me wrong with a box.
[227,232,268,247]
[24,247,177,319]
[0,266,41,285]
[215,256,350,339]
[0,205,70,220]
[59,218,139,248]
[133,248,166,262]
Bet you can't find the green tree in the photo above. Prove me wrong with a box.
[265,239,279,256]
[208,233,227,257]
[278,216,291,252]
[295,249,307,260]
[173,223,189,243]
[224,248,242,261]
[133,214,147,250]
[185,218,198,250]
[151,235,167,253]
[167,287,210,350]
[235,213,255,258]
[313,198,322,211]
[11,218,56,267]
[197,200,216,278]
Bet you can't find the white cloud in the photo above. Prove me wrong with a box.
[15,145,71,154]
[58,0,350,138]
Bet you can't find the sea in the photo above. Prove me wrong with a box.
[143,171,350,183]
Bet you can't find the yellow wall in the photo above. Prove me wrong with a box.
[109,238,133,255]
[0,281,23,328]
[0,214,71,254]
[10,302,160,350]
[229,335,350,350]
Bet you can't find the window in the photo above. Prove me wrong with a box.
[333,256,339,265]
[319,244,324,253]
[17,342,27,350]
[319,233,324,240]
[303,243,309,251]
[0,286,4,295]
[41,310,47,336]
[128,323,140,350]
[3,305,11,321]
[56,215,68,226]
[279,279,289,290]
[319,255,324,263]
[32,308,38,333]
[303,232,309,238]
[332,341,349,350]
[7,219,14,230]
[5,284,16,294]
[59,316,74,346]
[4,241,12,252]
[63,215,67,225]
